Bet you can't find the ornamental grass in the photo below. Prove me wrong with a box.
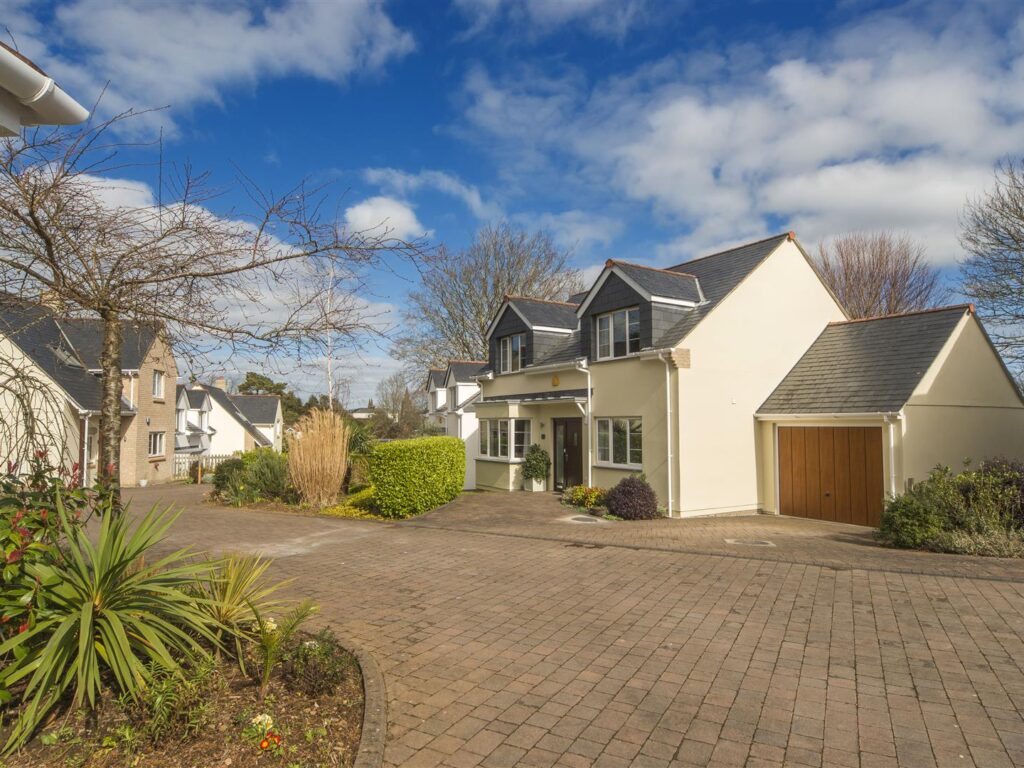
[286,409,350,508]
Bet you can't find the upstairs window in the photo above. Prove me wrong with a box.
[448,386,457,410]
[151,370,165,399]
[596,308,640,360]
[176,408,186,433]
[497,334,525,373]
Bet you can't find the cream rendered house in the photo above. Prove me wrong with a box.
[424,369,447,431]
[475,232,1024,524]
[197,380,273,454]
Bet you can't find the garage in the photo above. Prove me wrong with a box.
[759,305,1024,528]
[777,426,883,526]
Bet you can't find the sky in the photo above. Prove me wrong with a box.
[6,0,1024,406]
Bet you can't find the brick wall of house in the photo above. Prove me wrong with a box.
[119,336,177,486]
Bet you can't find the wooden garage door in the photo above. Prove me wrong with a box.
[778,426,884,527]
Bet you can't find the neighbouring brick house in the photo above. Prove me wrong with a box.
[57,320,178,486]
[0,294,179,487]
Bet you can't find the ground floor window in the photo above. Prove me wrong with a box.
[596,417,642,466]
[479,419,530,459]
[148,431,165,457]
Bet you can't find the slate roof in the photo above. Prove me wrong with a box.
[199,385,271,446]
[654,233,793,346]
[567,291,587,305]
[609,262,703,303]
[0,295,103,411]
[425,369,445,390]
[506,297,579,330]
[446,360,488,383]
[60,319,157,370]
[185,388,209,409]
[229,394,280,425]
[758,306,970,415]
[482,388,590,403]
[534,330,584,367]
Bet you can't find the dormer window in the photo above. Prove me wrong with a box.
[498,333,525,373]
[596,308,640,360]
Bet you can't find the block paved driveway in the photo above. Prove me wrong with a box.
[128,485,1024,767]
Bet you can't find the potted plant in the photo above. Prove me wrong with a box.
[522,444,550,492]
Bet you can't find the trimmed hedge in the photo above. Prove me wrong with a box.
[369,437,465,518]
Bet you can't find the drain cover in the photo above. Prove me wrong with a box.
[724,538,776,547]
[571,516,599,523]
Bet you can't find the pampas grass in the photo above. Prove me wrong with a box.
[287,409,350,508]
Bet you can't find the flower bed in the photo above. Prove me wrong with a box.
[0,463,366,765]
[8,630,364,767]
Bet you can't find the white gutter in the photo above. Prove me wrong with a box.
[755,412,901,420]
[574,360,593,487]
[659,352,674,518]
[0,45,89,127]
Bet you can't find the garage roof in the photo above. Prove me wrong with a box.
[759,305,971,414]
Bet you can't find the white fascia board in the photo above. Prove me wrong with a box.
[755,411,902,420]
[484,301,512,341]
[649,295,699,308]
[532,325,575,334]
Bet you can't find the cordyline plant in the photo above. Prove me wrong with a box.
[0,109,424,502]
[0,499,220,754]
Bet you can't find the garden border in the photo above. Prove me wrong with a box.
[344,633,388,768]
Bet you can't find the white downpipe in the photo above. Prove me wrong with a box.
[81,413,89,487]
[0,46,89,125]
[575,361,593,487]
[886,414,898,497]
[659,352,674,518]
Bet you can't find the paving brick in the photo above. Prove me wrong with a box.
[134,486,1024,768]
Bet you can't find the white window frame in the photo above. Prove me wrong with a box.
[151,369,165,399]
[595,417,642,468]
[148,431,165,458]
[595,308,640,360]
[176,409,186,433]
[478,419,530,461]
[497,334,525,374]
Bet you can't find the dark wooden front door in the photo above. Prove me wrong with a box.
[553,418,583,490]
[778,426,884,527]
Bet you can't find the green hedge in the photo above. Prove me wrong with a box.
[369,437,465,518]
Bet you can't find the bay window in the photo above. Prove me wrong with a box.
[479,419,531,459]
[497,333,525,373]
[596,417,642,467]
[596,308,640,359]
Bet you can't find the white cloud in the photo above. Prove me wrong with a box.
[459,2,1024,264]
[453,0,651,40]
[363,168,502,220]
[344,196,431,241]
[4,0,413,135]
[531,210,621,250]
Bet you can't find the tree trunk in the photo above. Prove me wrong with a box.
[98,311,123,505]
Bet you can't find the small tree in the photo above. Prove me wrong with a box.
[0,113,420,497]
[393,223,584,373]
[961,160,1024,374]
[815,232,947,318]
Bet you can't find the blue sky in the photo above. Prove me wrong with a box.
[7,0,1024,404]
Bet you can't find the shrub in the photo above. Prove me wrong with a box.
[0,503,219,754]
[120,658,221,744]
[284,628,354,697]
[561,485,606,509]
[522,444,550,483]
[244,449,291,501]
[288,409,350,508]
[369,437,465,518]
[605,476,660,520]
[880,460,1024,555]
[879,491,946,548]
[346,485,376,510]
[213,458,246,496]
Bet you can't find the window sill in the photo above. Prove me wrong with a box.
[595,461,643,471]
[147,456,165,463]
[476,456,525,464]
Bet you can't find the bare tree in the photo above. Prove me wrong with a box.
[373,371,408,418]
[392,223,584,375]
[0,113,421,496]
[961,160,1024,373]
[815,232,947,318]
